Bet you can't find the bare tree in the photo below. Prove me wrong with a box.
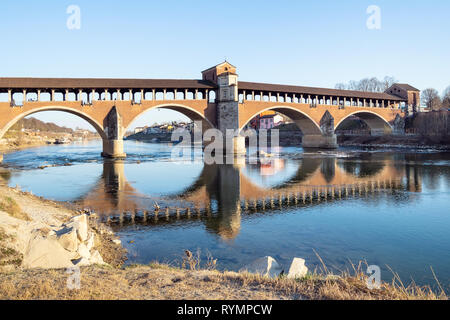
[442,86,450,110]
[382,76,396,91]
[335,76,397,93]
[421,88,442,111]
[335,83,346,90]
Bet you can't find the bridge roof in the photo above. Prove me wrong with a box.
[0,78,216,91]
[238,81,405,101]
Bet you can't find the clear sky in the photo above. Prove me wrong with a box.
[1,0,449,130]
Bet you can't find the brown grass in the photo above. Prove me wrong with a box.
[0,196,30,221]
[0,262,446,300]
[0,227,23,267]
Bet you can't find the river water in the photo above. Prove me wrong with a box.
[1,140,449,290]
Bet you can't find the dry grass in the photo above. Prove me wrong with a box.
[0,261,446,300]
[0,196,30,221]
[0,227,23,267]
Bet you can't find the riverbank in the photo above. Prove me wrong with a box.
[0,184,446,300]
[337,134,450,150]
[0,130,100,155]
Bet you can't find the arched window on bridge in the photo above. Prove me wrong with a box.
[122,91,131,101]
[166,91,175,100]
[66,92,77,102]
[186,91,194,100]
[134,92,142,104]
[80,92,88,104]
[27,92,38,102]
[100,91,111,101]
[196,91,203,100]
[12,92,24,106]
[0,92,8,103]
[155,91,164,100]
[208,90,216,103]
[38,92,51,102]
[89,91,100,103]
[176,91,184,100]
[54,92,64,102]
[144,91,153,101]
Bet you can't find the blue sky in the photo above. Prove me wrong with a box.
[1,0,449,130]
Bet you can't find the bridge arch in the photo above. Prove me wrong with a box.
[335,111,393,134]
[124,103,215,134]
[0,106,107,140]
[239,105,322,135]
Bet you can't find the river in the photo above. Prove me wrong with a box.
[1,140,449,290]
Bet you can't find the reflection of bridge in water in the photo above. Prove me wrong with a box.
[72,155,423,240]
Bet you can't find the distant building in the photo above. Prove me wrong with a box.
[250,111,285,130]
[146,127,162,134]
[134,127,146,134]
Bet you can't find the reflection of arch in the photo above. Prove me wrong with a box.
[244,158,322,190]
[335,111,392,133]
[124,103,215,133]
[239,105,322,135]
[0,106,107,140]
[337,159,385,178]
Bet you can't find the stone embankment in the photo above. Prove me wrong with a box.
[0,185,124,270]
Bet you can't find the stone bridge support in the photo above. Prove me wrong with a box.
[102,106,126,158]
[216,71,246,155]
[302,111,337,149]
[204,164,242,239]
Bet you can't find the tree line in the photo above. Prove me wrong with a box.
[335,76,396,93]
[421,87,450,111]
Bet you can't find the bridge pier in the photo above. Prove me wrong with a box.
[302,134,337,149]
[102,106,126,158]
[230,136,246,156]
[101,139,126,158]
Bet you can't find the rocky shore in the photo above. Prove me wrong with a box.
[337,134,450,150]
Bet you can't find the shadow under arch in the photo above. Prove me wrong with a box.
[0,106,107,140]
[123,103,216,135]
[335,111,393,134]
[239,105,322,135]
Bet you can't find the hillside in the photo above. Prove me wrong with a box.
[9,117,73,133]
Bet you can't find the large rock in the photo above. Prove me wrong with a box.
[287,258,308,279]
[85,232,95,251]
[22,236,74,269]
[77,243,91,260]
[54,226,79,252]
[66,214,89,242]
[241,256,282,278]
[90,250,105,265]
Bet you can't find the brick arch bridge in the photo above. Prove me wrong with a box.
[0,62,418,157]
